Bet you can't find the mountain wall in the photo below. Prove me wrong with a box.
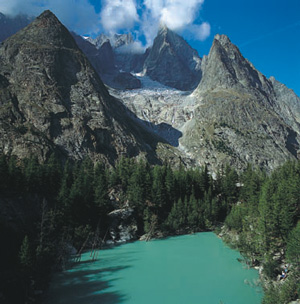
[0,10,166,165]
[181,34,300,171]
[143,26,202,91]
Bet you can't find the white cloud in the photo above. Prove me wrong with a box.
[143,0,164,19]
[0,0,211,45]
[0,0,101,35]
[161,0,204,30]
[115,41,145,54]
[0,0,43,16]
[50,0,101,34]
[190,22,211,41]
[142,0,210,45]
[101,0,139,34]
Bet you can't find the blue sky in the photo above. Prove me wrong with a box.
[0,0,299,95]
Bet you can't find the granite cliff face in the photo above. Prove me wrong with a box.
[196,34,273,95]
[182,34,300,171]
[0,10,165,164]
[115,34,300,172]
[269,76,300,134]
[143,26,202,91]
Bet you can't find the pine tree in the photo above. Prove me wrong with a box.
[57,160,73,212]
[221,165,239,205]
[94,162,110,223]
[0,154,8,192]
[286,221,300,267]
[24,156,42,192]
[42,153,62,196]
[152,165,167,211]
[8,155,24,192]
[164,164,176,213]
[115,157,134,191]
[258,178,278,253]
[19,235,33,274]
[239,164,264,215]
[67,158,95,226]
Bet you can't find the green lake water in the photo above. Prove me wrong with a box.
[47,232,262,304]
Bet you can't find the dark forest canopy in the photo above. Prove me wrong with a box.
[0,154,299,303]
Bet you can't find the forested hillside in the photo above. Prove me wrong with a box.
[0,155,299,303]
[224,162,300,304]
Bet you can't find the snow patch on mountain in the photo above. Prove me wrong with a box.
[111,76,197,147]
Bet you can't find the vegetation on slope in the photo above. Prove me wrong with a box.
[224,162,300,304]
[0,154,298,303]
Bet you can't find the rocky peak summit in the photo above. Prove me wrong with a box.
[214,33,231,44]
[143,26,202,91]
[87,33,109,49]
[112,33,134,49]
[197,34,273,97]
[0,10,162,163]
[184,34,300,172]
[9,10,77,49]
[88,33,134,50]
[157,24,170,35]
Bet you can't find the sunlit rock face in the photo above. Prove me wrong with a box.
[183,34,300,172]
[0,10,165,165]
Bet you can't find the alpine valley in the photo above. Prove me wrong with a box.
[0,10,299,304]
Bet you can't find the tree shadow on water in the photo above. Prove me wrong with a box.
[45,265,130,304]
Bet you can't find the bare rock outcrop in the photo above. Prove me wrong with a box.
[143,26,202,91]
[184,34,300,172]
[0,10,163,164]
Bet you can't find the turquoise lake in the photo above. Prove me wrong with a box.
[47,232,262,304]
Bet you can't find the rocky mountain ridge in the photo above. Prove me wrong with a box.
[0,13,203,91]
[88,26,202,91]
[0,10,173,165]
[0,11,299,173]
[114,34,300,172]
[72,33,141,90]
[189,34,300,170]
[87,33,134,50]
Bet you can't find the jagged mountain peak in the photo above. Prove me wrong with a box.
[143,25,202,91]
[156,25,185,44]
[157,23,170,35]
[87,33,110,49]
[112,33,134,49]
[88,33,134,50]
[28,9,66,35]
[185,33,300,172]
[0,10,163,164]
[196,33,273,96]
[214,33,231,45]
[36,9,56,20]
[3,9,77,50]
